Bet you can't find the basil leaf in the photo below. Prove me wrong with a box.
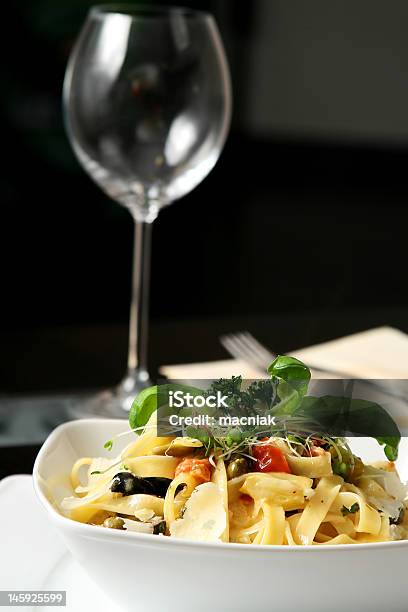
[272,379,304,415]
[268,355,311,400]
[268,355,311,415]
[129,386,159,431]
[293,395,401,460]
[129,383,202,431]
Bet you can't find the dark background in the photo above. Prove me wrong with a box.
[2,0,408,394]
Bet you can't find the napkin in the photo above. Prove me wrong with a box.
[293,326,408,379]
[160,326,408,380]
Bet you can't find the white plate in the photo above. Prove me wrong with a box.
[0,475,123,612]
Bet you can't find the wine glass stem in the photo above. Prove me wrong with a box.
[127,219,152,378]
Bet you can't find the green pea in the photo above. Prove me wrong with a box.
[332,459,349,477]
[226,429,242,447]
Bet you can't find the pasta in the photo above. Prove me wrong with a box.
[60,412,408,546]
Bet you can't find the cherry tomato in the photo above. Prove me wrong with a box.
[252,441,291,473]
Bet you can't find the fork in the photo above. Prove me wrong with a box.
[220,331,275,373]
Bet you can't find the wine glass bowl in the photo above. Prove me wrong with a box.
[64,4,231,222]
[63,4,231,416]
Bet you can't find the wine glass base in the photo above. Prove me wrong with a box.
[70,371,152,419]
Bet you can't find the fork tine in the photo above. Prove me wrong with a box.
[226,334,264,367]
[220,334,250,362]
[222,332,270,364]
[232,333,273,371]
[220,333,268,372]
[238,332,275,364]
[219,334,248,361]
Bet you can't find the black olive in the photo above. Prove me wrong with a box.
[111,473,152,495]
[153,520,167,535]
[143,477,173,498]
[110,473,172,498]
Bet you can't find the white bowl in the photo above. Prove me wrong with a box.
[34,419,408,612]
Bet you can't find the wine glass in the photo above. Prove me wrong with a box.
[63,4,231,416]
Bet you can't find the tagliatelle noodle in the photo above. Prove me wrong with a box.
[295,476,342,545]
[60,424,408,545]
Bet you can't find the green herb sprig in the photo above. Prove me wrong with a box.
[341,503,359,516]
